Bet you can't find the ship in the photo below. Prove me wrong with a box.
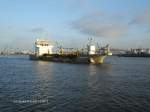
[118,48,150,57]
[29,39,112,64]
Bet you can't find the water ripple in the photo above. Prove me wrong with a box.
[0,56,150,112]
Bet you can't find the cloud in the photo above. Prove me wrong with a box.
[71,13,128,38]
[146,28,150,33]
[29,27,52,39]
[30,27,45,33]
[130,9,150,25]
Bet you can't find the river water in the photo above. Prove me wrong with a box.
[0,55,150,112]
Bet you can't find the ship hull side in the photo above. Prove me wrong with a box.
[29,54,106,64]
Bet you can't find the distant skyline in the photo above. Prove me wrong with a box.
[0,0,150,50]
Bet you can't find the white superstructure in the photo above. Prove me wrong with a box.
[35,39,53,56]
[88,45,96,55]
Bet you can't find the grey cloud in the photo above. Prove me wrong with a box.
[130,10,150,25]
[30,27,45,33]
[146,28,150,33]
[29,27,52,38]
[71,13,128,38]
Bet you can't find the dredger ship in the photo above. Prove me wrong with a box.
[29,39,112,64]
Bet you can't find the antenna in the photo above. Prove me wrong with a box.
[97,42,100,49]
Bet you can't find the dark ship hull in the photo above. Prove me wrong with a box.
[29,54,106,64]
[118,53,150,57]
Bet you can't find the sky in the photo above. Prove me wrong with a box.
[0,0,150,51]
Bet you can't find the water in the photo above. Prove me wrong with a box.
[0,55,150,112]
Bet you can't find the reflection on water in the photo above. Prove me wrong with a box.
[34,61,53,80]
[0,55,150,112]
